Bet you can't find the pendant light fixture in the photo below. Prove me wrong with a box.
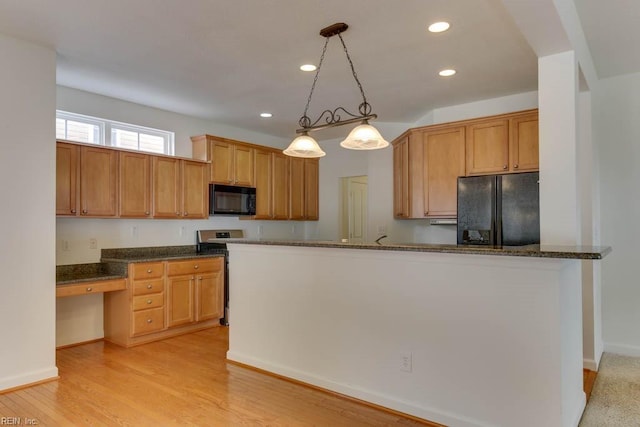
[283,23,389,158]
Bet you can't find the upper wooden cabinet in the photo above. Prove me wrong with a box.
[192,134,319,221]
[422,126,466,218]
[191,135,255,186]
[288,157,319,220]
[152,157,208,219]
[56,142,78,216]
[56,140,209,219]
[119,151,151,218]
[56,142,118,217]
[466,110,538,175]
[392,109,538,219]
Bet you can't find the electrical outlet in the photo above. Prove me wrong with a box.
[400,352,412,372]
[62,240,70,251]
[257,225,263,236]
[179,226,186,236]
[291,224,296,234]
[89,238,98,250]
[131,226,138,237]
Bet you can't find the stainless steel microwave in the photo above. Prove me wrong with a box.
[209,184,256,216]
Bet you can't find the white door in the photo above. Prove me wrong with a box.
[348,177,368,243]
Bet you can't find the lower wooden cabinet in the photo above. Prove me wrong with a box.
[104,257,224,347]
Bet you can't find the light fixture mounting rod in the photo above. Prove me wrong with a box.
[319,23,348,38]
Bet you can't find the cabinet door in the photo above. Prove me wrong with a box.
[119,151,151,218]
[304,159,319,220]
[509,112,539,172]
[56,142,78,216]
[422,127,466,218]
[465,119,509,175]
[152,156,181,218]
[254,149,273,219]
[80,146,118,217]
[393,137,410,218]
[167,275,194,327]
[234,145,255,186]
[181,160,208,219]
[272,152,289,220]
[289,157,305,220]
[195,261,224,322]
[210,140,234,184]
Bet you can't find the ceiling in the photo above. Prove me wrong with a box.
[0,0,636,140]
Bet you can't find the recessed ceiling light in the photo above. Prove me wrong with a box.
[439,69,456,77]
[300,64,317,72]
[428,22,450,33]
[260,113,273,118]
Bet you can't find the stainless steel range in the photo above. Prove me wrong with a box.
[196,229,245,326]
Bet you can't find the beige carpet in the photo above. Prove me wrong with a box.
[580,353,640,426]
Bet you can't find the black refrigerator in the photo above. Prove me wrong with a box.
[457,172,540,246]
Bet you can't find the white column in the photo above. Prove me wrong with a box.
[538,51,581,245]
[0,33,58,390]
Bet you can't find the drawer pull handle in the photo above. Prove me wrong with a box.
[86,287,92,292]
[147,269,152,273]
[146,284,153,289]
[194,265,199,269]
[146,299,152,304]
[146,319,152,324]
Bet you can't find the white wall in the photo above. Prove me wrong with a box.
[594,71,640,356]
[0,34,58,390]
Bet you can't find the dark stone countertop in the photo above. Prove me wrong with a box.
[56,262,127,285]
[223,239,612,260]
[57,246,224,285]
[100,245,223,263]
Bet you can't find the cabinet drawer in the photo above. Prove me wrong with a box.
[167,258,218,276]
[131,262,164,280]
[133,293,164,311]
[132,307,165,336]
[56,278,126,298]
[132,278,165,296]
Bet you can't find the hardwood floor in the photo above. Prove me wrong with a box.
[583,369,598,401]
[0,327,440,426]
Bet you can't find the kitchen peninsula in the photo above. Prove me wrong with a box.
[225,240,609,427]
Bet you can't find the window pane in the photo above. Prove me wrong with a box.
[139,133,166,154]
[112,128,139,150]
[66,120,100,144]
[56,119,66,139]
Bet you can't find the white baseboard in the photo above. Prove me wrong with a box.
[0,366,59,392]
[604,342,640,357]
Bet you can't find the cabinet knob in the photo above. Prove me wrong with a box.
[147,269,152,273]
[86,287,92,292]
[502,165,507,170]
[71,209,76,214]
[184,212,188,217]
[146,283,153,289]
[194,265,199,269]
[146,299,152,304]
[176,212,180,216]
[145,211,150,215]
[514,164,519,169]
[146,319,153,324]
[82,209,88,214]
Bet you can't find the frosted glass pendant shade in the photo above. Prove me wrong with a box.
[339,123,389,150]
[283,133,326,158]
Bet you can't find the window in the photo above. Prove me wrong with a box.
[56,110,175,155]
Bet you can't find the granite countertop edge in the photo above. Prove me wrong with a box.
[57,246,224,285]
[224,239,612,260]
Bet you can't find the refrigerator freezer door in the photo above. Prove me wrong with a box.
[457,175,496,245]
[499,172,540,246]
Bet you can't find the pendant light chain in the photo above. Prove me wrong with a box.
[337,33,371,116]
[300,37,330,128]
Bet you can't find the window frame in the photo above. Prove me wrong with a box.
[56,110,175,156]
